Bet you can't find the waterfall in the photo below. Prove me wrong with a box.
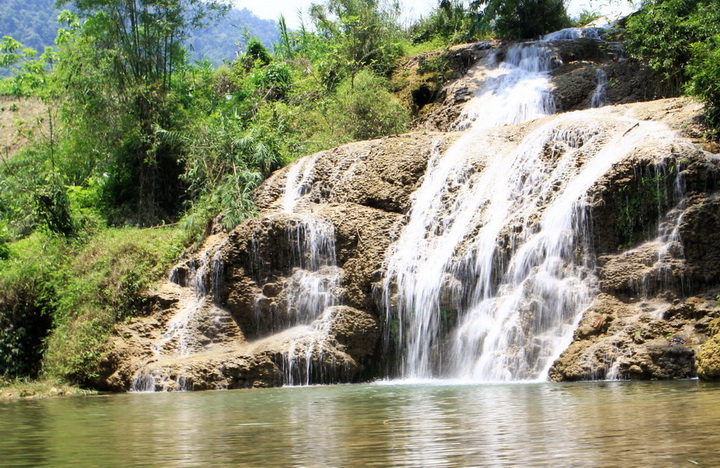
[382,36,678,381]
[543,27,604,41]
[264,154,344,386]
[452,43,556,131]
[132,241,235,392]
[591,68,608,108]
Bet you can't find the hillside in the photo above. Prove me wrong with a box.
[0,96,47,159]
[0,0,58,53]
[0,0,278,63]
[189,8,279,65]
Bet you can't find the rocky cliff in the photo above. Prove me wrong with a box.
[98,32,720,391]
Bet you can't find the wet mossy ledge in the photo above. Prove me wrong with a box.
[696,319,720,380]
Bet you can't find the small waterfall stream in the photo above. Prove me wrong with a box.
[452,43,556,131]
[262,155,345,386]
[132,244,233,391]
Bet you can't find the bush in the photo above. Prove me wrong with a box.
[687,35,720,127]
[0,225,186,384]
[626,0,720,126]
[328,70,409,141]
[0,235,55,378]
[488,0,571,39]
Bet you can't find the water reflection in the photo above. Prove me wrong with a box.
[1,380,719,466]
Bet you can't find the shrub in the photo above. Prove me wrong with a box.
[329,70,409,141]
[627,0,720,127]
[489,0,571,39]
[0,235,55,378]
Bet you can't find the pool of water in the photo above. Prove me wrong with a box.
[2,380,719,466]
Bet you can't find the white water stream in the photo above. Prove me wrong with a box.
[382,38,677,381]
[266,155,344,385]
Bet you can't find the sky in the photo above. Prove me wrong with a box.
[233,0,639,30]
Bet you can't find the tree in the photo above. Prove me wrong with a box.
[310,0,404,86]
[410,0,487,44]
[480,0,571,39]
[627,0,720,126]
[54,0,231,225]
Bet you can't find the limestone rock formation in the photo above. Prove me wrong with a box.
[98,29,720,391]
[696,318,720,380]
[414,34,664,132]
[98,133,455,390]
[549,100,720,380]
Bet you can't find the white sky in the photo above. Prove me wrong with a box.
[233,0,638,30]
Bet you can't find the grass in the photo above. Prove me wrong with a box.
[1,224,189,385]
[0,376,97,399]
[0,95,48,160]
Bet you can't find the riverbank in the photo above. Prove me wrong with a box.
[0,377,96,400]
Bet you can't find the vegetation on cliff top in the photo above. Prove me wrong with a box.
[1,0,719,389]
[627,0,720,129]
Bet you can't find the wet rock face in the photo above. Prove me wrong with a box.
[679,195,720,290]
[255,133,458,214]
[550,118,720,381]
[549,294,719,381]
[393,41,498,130]
[99,132,455,391]
[415,36,666,132]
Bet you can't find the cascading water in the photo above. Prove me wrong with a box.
[260,153,345,386]
[382,35,679,382]
[591,69,608,108]
[452,43,556,131]
[132,242,235,392]
[109,25,718,392]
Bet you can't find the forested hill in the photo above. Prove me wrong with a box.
[0,0,58,53]
[0,0,278,64]
[189,8,279,65]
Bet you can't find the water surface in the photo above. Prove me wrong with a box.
[2,380,719,466]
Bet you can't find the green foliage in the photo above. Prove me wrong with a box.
[613,165,676,249]
[0,235,58,378]
[310,0,405,84]
[411,0,570,45]
[687,34,720,126]
[481,0,571,39]
[34,179,74,236]
[626,0,720,126]
[328,70,409,141]
[245,39,272,68]
[410,0,488,45]
[0,221,9,260]
[573,9,602,27]
[52,1,231,225]
[41,226,185,383]
[0,226,186,384]
[0,36,56,97]
[0,148,45,237]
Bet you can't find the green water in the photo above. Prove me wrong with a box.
[2,380,719,467]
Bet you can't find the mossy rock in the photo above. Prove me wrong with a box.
[696,333,720,381]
